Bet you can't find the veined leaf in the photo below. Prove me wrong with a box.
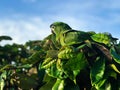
[98,80,111,90]
[95,79,107,90]
[42,57,53,66]
[63,53,88,80]
[58,46,76,59]
[43,60,56,69]
[52,79,64,90]
[110,48,120,64]
[91,33,111,45]
[90,57,105,88]
[64,52,88,70]
[46,64,66,79]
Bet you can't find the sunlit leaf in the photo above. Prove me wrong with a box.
[95,79,107,90]
[58,46,76,59]
[91,33,111,45]
[98,81,111,90]
[63,52,88,80]
[0,71,7,90]
[52,79,64,90]
[64,52,88,70]
[46,64,65,79]
[109,64,120,74]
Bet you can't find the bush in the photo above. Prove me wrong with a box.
[0,31,120,90]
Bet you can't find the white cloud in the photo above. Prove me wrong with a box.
[49,16,88,30]
[0,14,120,46]
[0,15,94,45]
[1,0,120,45]
[0,16,51,45]
[49,14,120,39]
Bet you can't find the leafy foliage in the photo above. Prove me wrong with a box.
[0,36,12,41]
[0,38,44,90]
[0,23,120,90]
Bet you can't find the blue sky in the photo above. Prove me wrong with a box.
[0,0,120,44]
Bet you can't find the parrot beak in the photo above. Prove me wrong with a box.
[50,25,55,34]
[51,29,55,34]
[50,27,55,34]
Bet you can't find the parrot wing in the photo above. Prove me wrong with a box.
[60,30,91,46]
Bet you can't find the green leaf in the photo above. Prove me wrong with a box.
[105,66,117,79]
[0,64,15,72]
[109,64,120,74]
[0,36,12,41]
[42,59,56,69]
[58,46,76,59]
[98,80,111,90]
[95,79,107,90]
[46,64,66,79]
[17,64,32,69]
[110,48,120,64]
[52,79,64,90]
[40,77,56,90]
[91,33,111,45]
[46,50,58,58]
[93,43,112,60]
[0,71,7,90]
[42,58,53,66]
[38,63,45,82]
[42,58,66,79]
[90,57,105,89]
[64,52,87,70]
[28,51,45,64]
[63,53,88,80]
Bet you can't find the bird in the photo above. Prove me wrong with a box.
[50,22,91,46]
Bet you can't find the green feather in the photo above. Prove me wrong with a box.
[50,22,91,46]
[60,30,91,46]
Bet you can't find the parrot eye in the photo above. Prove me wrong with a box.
[50,25,55,30]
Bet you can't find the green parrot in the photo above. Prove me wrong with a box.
[50,22,91,46]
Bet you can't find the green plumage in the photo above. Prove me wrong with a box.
[60,30,91,46]
[50,22,91,46]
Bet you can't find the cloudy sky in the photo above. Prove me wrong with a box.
[0,0,120,45]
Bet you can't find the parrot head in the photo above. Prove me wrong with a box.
[50,22,72,40]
